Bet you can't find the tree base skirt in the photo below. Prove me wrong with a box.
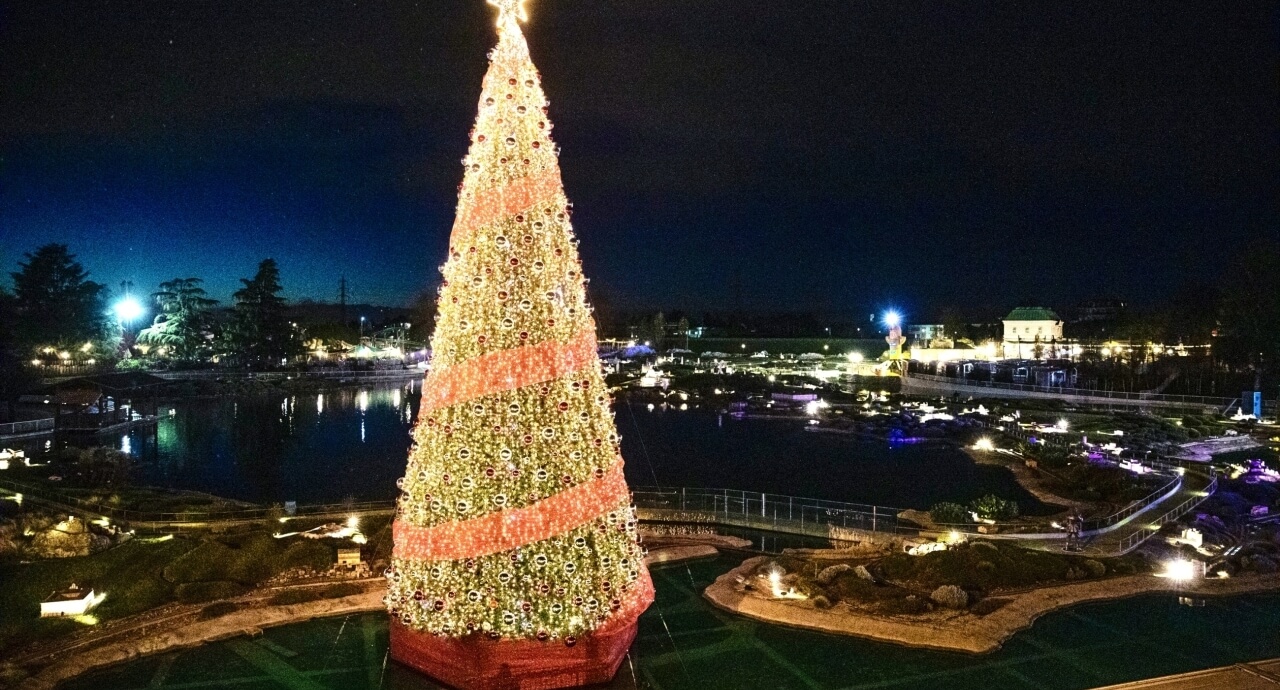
[389,616,639,690]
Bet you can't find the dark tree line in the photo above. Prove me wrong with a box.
[4,245,304,375]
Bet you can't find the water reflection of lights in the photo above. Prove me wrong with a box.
[316,394,324,414]
[358,391,369,412]
[393,388,401,408]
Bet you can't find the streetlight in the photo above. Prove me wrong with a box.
[113,297,144,326]
[883,311,901,328]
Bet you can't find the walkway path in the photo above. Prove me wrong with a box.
[1093,658,1280,689]
[900,371,1248,412]
[992,469,1215,556]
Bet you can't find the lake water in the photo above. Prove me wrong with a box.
[50,382,1042,511]
[65,555,1280,690]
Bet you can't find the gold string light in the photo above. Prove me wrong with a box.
[385,0,653,643]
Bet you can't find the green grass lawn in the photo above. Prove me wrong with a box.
[0,537,198,657]
[0,527,348,658]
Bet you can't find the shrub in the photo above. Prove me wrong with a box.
[282,540,334,572]
[930,502,969,524]
[969,495,1018,521]
[1030,445,1072,469]
[811,595,832,610]
[175,580,247,604]
[1244,555,1278,574]
[930,585,969,609]
[198,602,240,620]
[816,564,852,585]
[970,597,1011,615]
[1082,559,1107,578]
[1113,561,1136,575]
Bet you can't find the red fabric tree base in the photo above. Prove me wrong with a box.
[390,616,639,690]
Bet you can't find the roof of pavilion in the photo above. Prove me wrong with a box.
[1004,307,1061,322]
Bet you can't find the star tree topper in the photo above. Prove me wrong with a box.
[487,0,529,26]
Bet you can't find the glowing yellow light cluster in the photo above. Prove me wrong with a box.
[385,1,651,643]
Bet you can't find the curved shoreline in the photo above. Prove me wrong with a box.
[704,556,1280,654]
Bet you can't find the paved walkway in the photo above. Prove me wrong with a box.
[1093,658,1280,689]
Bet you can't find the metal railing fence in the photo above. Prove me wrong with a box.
[631,486,902,540]
[151,369,423,381]
[1113,474,1218,554]
[0,478,393,524]
[903,371,1262,409]
[0,418,55,436]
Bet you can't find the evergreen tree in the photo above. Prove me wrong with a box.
[223,259,298,367]
[651,311,667,352]
[138,278,219,360]
[10,244,114,354]
[385,2,651,684]
[0,283,37,417]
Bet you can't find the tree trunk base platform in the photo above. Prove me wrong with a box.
[389,616,638,690]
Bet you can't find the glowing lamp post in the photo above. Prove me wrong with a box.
[884,311,904,360]
[1161,559,1200,582]
[113,297,145,327]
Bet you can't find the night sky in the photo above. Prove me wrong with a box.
[1,1,1276,315]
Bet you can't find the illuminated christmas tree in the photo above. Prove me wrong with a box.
[385,1,653,687]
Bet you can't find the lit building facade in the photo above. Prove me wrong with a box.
[1002,307,1064,359]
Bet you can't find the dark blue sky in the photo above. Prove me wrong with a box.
[1,1,1276,314]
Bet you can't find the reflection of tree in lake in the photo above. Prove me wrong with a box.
[229,395,295,502]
